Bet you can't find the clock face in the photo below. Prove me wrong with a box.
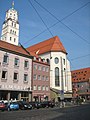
[55,57,59,64]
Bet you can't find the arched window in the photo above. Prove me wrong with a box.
[55,67,60,86]
[55,57,59,64]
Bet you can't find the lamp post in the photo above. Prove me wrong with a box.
[60,57,64,108]
[28,87,30,102]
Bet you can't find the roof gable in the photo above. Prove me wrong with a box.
[27,36,67,55]
[0,40,32,57]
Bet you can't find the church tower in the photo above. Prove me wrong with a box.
[1,1,19,46]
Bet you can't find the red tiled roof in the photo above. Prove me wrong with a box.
[71,67,90,82]
[27,36,67,55]
[0,40,31,57]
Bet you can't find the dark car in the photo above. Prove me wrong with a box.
[29,101,42,109]
[17,101,32,110]
[41,101,55,108]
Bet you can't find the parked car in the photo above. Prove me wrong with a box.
[17,101,32,110]
[29,101,42,109]
[8,102,19,111]
[0,101,7,111]
[41,101,55,108]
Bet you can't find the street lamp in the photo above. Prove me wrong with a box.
[28,87,30,102]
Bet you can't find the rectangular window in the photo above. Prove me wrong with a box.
[46,67,49,72]
[3,55,8,64]
[10,37,12,41]
[46,76,48,81]
[33,85,37,90]
[46,86,49,91]
[42,86,45,91]
[34,64,37,70]
[24,74,28,82]
[38,86,41,90]
[14,38,16,42]
[38,75,41,80]
[42,66,45,71]
[13,72,18,80]
[14,58,19,66]
[33,74,37,80]
[24,60,29,68]
[63,59,65,65]
[38,65,41,70]
[2,70,7,79]
[42,76,45,81]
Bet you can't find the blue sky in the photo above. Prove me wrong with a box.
[0,0,90,70]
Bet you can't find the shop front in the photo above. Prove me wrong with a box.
[0,90,32,102]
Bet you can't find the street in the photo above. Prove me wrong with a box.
[0,103,90,120]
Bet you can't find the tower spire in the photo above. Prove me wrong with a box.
[12,1,14,9]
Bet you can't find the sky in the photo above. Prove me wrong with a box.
[0,0,90,71]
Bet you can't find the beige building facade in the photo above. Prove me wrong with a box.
[0,41,33,101]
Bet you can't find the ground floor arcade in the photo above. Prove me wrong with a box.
[0,90,32,102]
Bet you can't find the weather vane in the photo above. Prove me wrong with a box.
[12,1,14,9]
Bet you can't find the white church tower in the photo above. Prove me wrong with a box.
[1,1,19,46]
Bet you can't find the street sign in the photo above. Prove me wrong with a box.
[60,90,64,100]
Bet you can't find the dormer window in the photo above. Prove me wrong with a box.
[38,58,41,62]
[33,57,36,60]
